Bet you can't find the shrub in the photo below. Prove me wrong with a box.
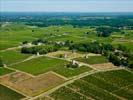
[0,57,4,67]
[66,62,79,68]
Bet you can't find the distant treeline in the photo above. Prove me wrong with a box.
[25,18,133,27]
[1,12,133,27]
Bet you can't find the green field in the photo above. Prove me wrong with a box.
[50,86,88,100]
[1,24,133,52]
[51,69,133,100]
[11,56,92,77]
[0,21,133,100]
[0,24,47,50]
[0,50,31,65]
[0,67,14,76]
[74,56,108,64]
[113,85,133,100]
[0,84,25,100]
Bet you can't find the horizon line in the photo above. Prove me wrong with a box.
[1,11,133,13]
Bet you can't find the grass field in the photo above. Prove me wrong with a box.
[0,67,14,76]
[0,24,46,50]
[0,50,31,65]
[51,69,133,100]
[74,56,108,64]
[0,84,25,100]
[11,56,66,75]
[11,56,92,77]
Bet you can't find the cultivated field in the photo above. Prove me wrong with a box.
[0,71,65,97]
[50,69,133,100]
[91,63,117,70]
[0,67,14,76]
[0,84,25,100]
[74,56,109,65]
[10,56,92,77]
[0,50,31,65]
[0,17,133,100]
[10,56,67,75]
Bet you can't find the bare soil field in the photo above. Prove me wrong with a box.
[91,63,117,70]
[46,50,100,60]
[46,51,83,59]
[0,71,65,97]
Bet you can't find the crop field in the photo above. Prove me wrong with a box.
[50,86,89,100]
[50,69,133,100]
[10,56,67,75]
[0,24,92,50]
[10,56,92,77]
[0,67,14,76]
[0,84,25,100]
[74,56,109,65]
[0,12,133,100]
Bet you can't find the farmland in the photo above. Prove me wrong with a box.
[51,69,133,100]
[0,84,25,100]
[74,56,108,65]
[10,56,92,77]
[0,67,14,76]
[0,50,31,65]
[0,71,65,97]
[0,12,133,100]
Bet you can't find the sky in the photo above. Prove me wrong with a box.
[0,0,133,12]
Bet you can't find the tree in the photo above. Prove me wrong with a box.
[22,41,28,44]
[0,57,4,67]
[128,62,133,69]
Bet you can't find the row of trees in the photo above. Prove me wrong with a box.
[23,38,73,47]
[21,45,59,54]
[22,39,48,45]
[69,41,114,54]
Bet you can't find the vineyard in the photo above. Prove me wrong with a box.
[51,69,133,100]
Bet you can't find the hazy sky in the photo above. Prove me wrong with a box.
[0,0,133,12]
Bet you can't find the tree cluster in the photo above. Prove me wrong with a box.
[69,42,132,69]
[69,42,114,54]
[21,45,59,54]
[0,57,4,67]
[96,26,120,37]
